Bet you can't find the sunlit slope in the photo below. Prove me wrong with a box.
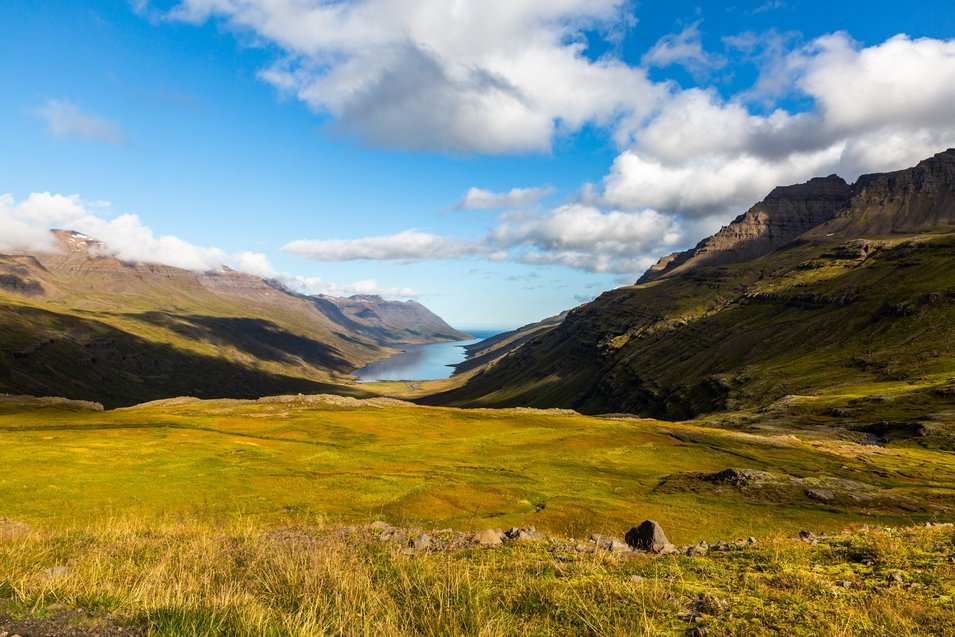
[0,396,951,542]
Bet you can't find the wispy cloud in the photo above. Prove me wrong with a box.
[284,205,682,275]
[31,99,126,145]
[453,186,554,211]
[641,21,726,78]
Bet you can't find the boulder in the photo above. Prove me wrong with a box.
[625,520,675,554]
[471,529,504,546]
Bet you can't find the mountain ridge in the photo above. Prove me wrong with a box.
[0,230,462,406]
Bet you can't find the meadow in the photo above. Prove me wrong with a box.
[1,394,953,635]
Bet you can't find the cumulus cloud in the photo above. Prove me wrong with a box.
[598,33,955,221]
[167,0,663,153]
[32,99,126,145]
[641,22,725,78]
[453,186,554,211]
[0,192,272,272]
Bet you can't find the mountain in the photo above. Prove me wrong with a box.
[429,149,955,420]
[638,175,853,283]
[0,230,461,407]
[313,294,470,344]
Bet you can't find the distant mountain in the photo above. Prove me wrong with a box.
[450,312,567,376]
[313,294,470,345]
[431,149,955,419]
[0,230,461,407]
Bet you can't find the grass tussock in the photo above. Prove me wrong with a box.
[1,517,953,636]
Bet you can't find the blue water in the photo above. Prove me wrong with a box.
[353,329,504,382]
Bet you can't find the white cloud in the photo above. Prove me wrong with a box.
[284,230,486,262]
[32,99,126,145]
[641,21,725,78]
[453,186,554,210]
[0,192,270,272]
[0,192,420,300]
[285,205,681,275]
[598,33,955,222]
[167,0,664,153]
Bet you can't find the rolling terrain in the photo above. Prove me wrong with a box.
[0,231,463,407]
[431,150,955,430]
[0,394,952,635]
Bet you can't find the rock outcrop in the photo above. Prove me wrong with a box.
[639,175,853,283]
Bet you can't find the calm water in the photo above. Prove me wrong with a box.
[353,329,504,382]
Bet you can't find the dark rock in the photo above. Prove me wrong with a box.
[625,520,675,553]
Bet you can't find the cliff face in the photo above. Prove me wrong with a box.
[821,149,955,237]
[640,149,955,284]
[639,175,853,283]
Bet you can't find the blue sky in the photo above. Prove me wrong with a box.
[2,1,955,329]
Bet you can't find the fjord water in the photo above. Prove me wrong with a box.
[353,329,502,382]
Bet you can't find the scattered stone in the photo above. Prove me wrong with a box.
[798,530,817,544]
[368,521,391,531]
[411,533,432,551]
[747,536,757,545]
[625,520,676,554]
[590,534,631,553]
[471,529,504,546]
[506,527,546,541]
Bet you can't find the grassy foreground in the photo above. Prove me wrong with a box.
[1,395,953,539]
[1,517,953,636]
[0,394,953,634]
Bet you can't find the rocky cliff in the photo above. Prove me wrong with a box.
[638,175,853,283]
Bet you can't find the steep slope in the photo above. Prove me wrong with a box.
[429,150,955,419]
[0,231,458,406]
[313,294,470,344]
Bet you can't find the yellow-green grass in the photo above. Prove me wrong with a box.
[1,397,952,542]
[0,517,953,636]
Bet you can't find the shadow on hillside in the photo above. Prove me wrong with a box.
[0,304,370,408]
[130,312,354,371]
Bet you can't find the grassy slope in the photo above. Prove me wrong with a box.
[1,519,953,636]
[1,397,952,541]
[0,397,952,635]
[430,233,955,419]
[0,244,408,405]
